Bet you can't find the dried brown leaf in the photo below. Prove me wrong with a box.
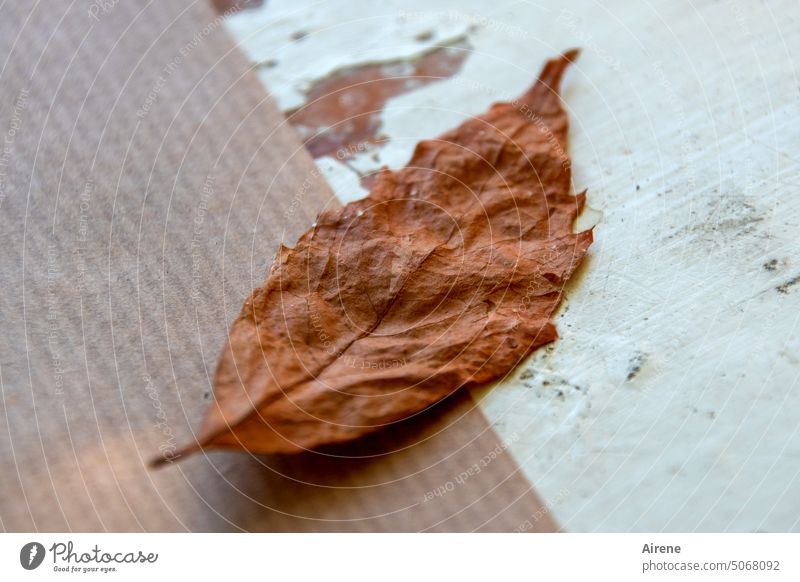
[162,49,592,463]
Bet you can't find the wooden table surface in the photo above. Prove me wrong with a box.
[3,0,800,532]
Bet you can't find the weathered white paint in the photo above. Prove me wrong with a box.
[227,0,800,531]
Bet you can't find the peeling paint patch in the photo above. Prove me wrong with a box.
[286,40,471,159]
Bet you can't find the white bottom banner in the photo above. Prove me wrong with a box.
[1,534,796,580]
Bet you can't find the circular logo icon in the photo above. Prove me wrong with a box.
[20,542,45,570]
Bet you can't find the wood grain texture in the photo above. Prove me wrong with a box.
[0,0,554,532]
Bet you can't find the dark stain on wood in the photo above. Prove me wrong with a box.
[286,41,471,160]
[211,0,264,14]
